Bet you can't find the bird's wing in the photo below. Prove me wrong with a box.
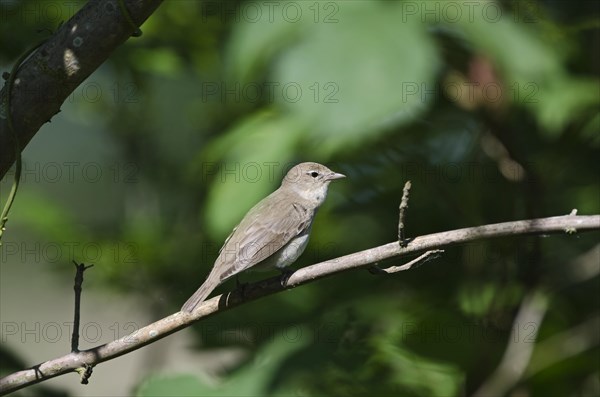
[216,197,311,282]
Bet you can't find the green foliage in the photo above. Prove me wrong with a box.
[137,327,310,396]
[136,375,205,397]
[200,110,305,236]
[1,0,599,396]
[434,0,600,134]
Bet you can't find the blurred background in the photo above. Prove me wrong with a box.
[1,0,599,396]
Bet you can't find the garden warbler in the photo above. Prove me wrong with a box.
[181,162,345,312]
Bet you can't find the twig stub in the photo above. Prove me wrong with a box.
[398,180,412,246]
[371,249,444,274]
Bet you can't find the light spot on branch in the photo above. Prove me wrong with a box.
[63,49,80,76]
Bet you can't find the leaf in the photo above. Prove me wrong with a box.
[531,77,600,135]
[226,1,310,83]
[438,1,600,135]
[227,1,440,155]
[200,111,304,238]
[136,326,310,397]
[272,1,439,153]
[11,191,81,242]
[131,48,184,76]
[137,375,206,397]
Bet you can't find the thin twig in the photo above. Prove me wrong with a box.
[0,214,599,395]
[71,261,93,353]
[0,38,47,246]
[398,180,412,246]
[371,249,444,274]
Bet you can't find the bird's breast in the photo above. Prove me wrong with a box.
[274,231,311,269]
[253,229,311,271]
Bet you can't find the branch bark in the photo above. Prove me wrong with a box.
[0,214,598,394]
[0,0,163,179]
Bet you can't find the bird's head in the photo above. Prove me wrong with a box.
[282,162,345,205]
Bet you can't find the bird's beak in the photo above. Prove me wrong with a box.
[327,172,346,181]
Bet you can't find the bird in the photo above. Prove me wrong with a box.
[181,162,345,312]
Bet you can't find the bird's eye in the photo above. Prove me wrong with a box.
[310,171,319,178]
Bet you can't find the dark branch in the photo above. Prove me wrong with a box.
[71,261,93,353]
[0,0,163,179]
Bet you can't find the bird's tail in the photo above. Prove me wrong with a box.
[181,271,221,312]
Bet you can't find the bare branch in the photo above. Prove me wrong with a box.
[472,289,550,397]
[0,214,598,395]
[474,244,600,396]
[526,314,600,378]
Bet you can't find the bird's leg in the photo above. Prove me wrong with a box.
[278,268,294,287]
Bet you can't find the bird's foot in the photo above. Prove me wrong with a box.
[279,269,294,287]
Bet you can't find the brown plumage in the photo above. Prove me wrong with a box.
[181,162,345,312]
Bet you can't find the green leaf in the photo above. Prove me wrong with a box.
[226,0,309,83]
[200,111,304,238]
[272,1,439,153]
[458,282,524,317]
[137,374,206,397]
[437,1,599,135]
[370,314,464,397]
[11,190,81,242]
[448,7,562,80]
[227,1,439,155]
[531,77,600,135]
[136,326,310,397]
[131,48,184,76]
